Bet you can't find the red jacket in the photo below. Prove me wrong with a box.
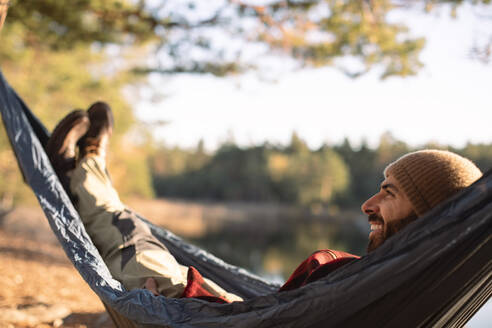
[181,249,359,303]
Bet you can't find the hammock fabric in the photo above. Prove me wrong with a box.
[0,70,491,328]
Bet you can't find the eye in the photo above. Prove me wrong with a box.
[384,188,394,197]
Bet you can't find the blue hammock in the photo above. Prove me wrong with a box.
[0,70,490,328]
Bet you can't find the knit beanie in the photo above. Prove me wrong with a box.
[384,150,482,216]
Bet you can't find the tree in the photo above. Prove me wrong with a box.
[287,132,310,154]
[334,138,379,206]
[2,0,431,78]
[376,131,409,167]
[452,143,492,172]
[0,2,157,202]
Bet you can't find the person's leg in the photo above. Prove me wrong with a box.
[68,102,191,296]
[72,155,242,300]
[46,104,185,296]
[49,102,242,300]
[70,155,188,296]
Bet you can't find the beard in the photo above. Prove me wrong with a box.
[366,212,418,253]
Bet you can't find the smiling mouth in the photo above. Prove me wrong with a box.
[368,214,384,237]
[370,224,383,231]
[368,217,384,238]
[369,224,383,238]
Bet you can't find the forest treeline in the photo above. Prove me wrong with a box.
[151,132,492,209]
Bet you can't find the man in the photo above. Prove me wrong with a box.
[280,146,483,291]
[362,150,482,253]
[46,103,483,301]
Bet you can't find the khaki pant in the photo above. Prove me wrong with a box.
[70,155,241,301]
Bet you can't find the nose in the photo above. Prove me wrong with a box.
[361,193,380,215]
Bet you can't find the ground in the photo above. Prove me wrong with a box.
[0,206,112,328]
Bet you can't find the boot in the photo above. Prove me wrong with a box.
[46,110,90,196]
[78,101,114,159]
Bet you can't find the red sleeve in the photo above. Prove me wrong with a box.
[180,266,229,303]
[279,250,359,292]
[181,249,358,302]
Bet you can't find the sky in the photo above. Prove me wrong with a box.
[135,3,492,152]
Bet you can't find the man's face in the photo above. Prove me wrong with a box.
[361,174,417,253]
[0,1,8,30]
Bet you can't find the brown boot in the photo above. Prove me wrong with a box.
[78,101,114,159]
[46,110,90,194]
